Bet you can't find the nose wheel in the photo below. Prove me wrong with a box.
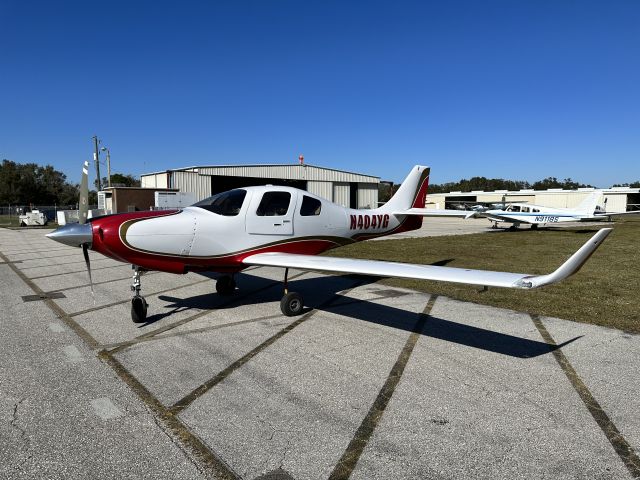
[131,295,148,323]
[280,268,304,316]
[130,266,148,323]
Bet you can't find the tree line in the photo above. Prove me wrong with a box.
[427,176,595,194]
[0,159,140,206]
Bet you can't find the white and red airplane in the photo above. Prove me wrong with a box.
[47,164,611,322]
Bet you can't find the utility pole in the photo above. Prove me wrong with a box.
[106,149,111,188]
[101,146,112,188]
[93,135,102,191]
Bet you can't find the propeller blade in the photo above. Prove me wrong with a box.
[82,243,94,297]
[79,160,90,225]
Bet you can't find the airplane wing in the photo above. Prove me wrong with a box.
[472,211,539,223]
[393,208,475,219]
[468,211,509,220]
[243,228,612,289]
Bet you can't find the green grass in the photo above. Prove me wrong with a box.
[0,215,19,226]
[325,219,640,333]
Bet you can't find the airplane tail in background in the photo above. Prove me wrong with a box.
[376,165,430,213]
[575,192,603,216]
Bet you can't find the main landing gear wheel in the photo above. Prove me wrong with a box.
[281,292,304,317]
[531,224,538,230]
[131,296,148,323]
[216,275,236,295]
[279,268,304,317]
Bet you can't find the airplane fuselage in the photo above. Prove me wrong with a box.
[88,186,422,274]
[485,204,595,226]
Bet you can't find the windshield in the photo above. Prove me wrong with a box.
[192,189,247,216]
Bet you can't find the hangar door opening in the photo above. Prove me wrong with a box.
[349,183,358,209]
[209,175,307,195]
[627,193,640,211]
[444,195,476,210]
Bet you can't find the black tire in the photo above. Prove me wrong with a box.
[280,292,304,317]
[531,224,538,230]
[216,276,236,295]
[131,296,148,323]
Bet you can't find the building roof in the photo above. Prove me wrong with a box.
[429,187,640,196]
[142,163,380,183]
[101,187,178,191]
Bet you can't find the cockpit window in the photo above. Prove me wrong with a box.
[256,192,291,216]
[192,189,247,216]
[300,195,322,216]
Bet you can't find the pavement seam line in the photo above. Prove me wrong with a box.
[168,278,368,415]
[530,314,640,479]
[28,262,129,279]
[69,278,211,317]
[50,272,161,293]
[19,258,116,271]
[0,250,100,349]
[0,244,239,478]
[107,271,308,354]
[97,350,241,480]
[102,288,396,353]
[328,294,438,480]
[102,312,288,350]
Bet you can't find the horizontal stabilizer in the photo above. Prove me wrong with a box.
[594,211,640,218]
[243,229,612,289]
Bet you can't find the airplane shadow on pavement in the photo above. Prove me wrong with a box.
[143,266,579,360]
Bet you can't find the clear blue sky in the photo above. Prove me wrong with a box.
[1,0,639,187]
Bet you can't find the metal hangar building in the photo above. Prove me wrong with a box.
[425,187,640,212]
[140,164,380,209]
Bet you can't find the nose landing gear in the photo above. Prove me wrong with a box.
[280,268,304,316]
[131,266,148,323]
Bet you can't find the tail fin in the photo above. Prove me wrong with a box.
[378,166,430,212]
[575,192,602,216]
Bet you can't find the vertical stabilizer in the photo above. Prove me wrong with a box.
[575,191,602,216]
[377,166,430,212]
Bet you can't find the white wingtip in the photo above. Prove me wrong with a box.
[518,228,612,288]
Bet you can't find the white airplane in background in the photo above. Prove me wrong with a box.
[47,163,611,323]
[477,192,638,229]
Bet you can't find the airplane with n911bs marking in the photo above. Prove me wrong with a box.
[475,192,640,230]
[47,163,612,323]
